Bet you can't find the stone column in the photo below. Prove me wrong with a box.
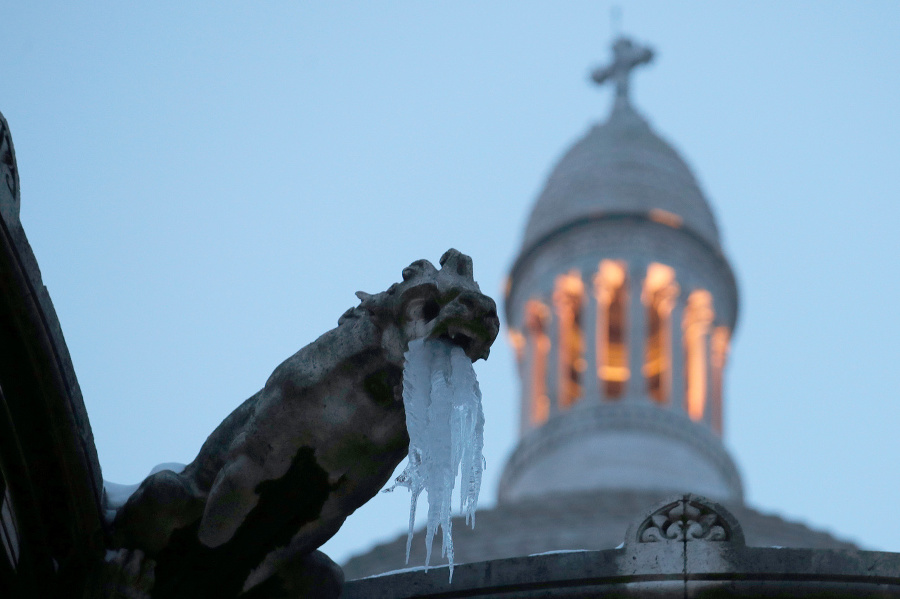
[670,296,685,414]
[682,289,714,423]
[545,298,560,418]
[626,261,646,400]
[520,327,532,436]
[703,316,715,429]
[709,325,731,436]
[582,270,600,403]
[523,299,551,433]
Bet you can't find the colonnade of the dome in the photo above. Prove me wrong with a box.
[509,260,732,437]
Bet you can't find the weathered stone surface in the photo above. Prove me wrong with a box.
[91,549,156,599]
[240,550,343,599]
[108,249,499,598]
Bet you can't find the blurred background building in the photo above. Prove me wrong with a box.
[343,36,854,579]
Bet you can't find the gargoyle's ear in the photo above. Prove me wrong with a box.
[439,248,474,279]
[402,259,438,281]
[355,290,382,319]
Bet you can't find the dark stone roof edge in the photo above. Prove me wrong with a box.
[0,111,104,515]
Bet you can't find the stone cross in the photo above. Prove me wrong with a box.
[591,36,654,103]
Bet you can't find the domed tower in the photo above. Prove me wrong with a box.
[500,36,742,504]
[343,37,855,580]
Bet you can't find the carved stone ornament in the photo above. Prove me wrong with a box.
[635,494,743,544]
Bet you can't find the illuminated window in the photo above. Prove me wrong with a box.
[507,329,526,364]
[525,299,551,425]
[553,271,586,409]
[683,290,714,421]
[710,326,731,436]
[642,263,679,404]
[594,260,629,399]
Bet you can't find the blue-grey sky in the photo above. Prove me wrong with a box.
[3,3,899,565]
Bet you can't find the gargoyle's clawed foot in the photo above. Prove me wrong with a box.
[95,549,156,599]
[239,550,343,599]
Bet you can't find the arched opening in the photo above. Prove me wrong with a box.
[553,271,585,409]
[683,290,714,422]
[507,329,526,365]
[710,326,731,436]
[525,299,551,425]
[642,263,679,404]
[594,260,629,399]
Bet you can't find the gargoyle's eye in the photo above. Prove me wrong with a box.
[422,300,440,322]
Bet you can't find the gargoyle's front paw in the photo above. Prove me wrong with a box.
[240,550,344,599]
[96,548,156,599]
[112,469,204,554]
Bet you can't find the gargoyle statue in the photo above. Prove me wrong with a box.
[105,249,499,599]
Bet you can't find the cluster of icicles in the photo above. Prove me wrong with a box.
[384,337,485,582]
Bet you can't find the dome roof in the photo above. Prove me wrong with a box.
[522,102,721,252]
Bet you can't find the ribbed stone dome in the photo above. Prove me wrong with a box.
[522,102,721,252]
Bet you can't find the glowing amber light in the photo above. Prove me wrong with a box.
[649,209,683,228]
[683,290,714,422]
[595,260,629,398]
[642,263,679,404]
[710,326,731,436]
[507,328,526,363]
[554,271,585,409]
[525,299,551,425]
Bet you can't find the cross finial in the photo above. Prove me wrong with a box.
[591,36,654,106]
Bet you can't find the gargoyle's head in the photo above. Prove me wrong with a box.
[348,249,500,364]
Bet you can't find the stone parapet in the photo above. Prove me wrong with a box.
[344,495,899,598]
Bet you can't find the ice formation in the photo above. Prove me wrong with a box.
[384,337,485,582]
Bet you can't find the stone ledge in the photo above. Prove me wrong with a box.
[344,495,900,598]
[345,546,900,598]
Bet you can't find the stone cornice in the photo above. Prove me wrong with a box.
[506,212,739,331]
[497,401,744,503]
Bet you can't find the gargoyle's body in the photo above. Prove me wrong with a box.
[109,250,498,598]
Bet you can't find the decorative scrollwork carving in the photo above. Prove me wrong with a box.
[637,495,737,543]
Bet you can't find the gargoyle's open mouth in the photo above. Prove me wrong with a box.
[430,321,492,361]
[439,326,476,357]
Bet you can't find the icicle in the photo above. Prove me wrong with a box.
[383,337,486,583]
